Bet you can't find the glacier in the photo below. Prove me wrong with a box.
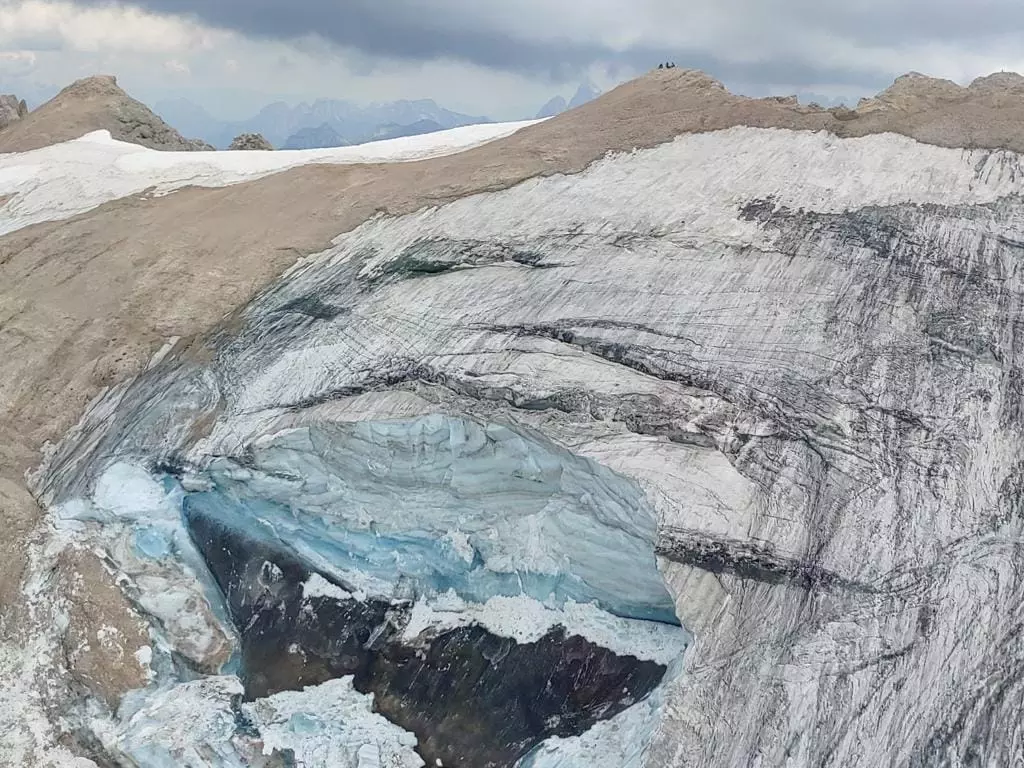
[21,118,1024,766]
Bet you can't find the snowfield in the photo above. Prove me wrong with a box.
[0,120,541,236]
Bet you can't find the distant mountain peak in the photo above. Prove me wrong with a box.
[535,81,602,120]
[569,81,602,110]
[281,122,348,150]
[536,95,567,119]
[158,95,491,149]
[371,119,444,142]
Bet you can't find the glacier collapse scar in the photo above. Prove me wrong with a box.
[184,501,669,768]
[167,415,688,767]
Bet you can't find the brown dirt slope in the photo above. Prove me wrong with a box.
[5,65,1024,666]
[0,75,205,153]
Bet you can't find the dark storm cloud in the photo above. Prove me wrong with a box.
[71,0,1008,89]
[83,0,606,78]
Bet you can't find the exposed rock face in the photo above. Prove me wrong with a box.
[0,95,27,131]
[15,68,1024,766]
[53,550,151,709]
[0,75,212,152]
[228,132,274,150]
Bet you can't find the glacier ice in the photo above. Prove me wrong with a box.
[105,676,425,768]
[53,462,237,674]
[185,416,681,624]
[176,414,687,766]
[104,677,252,768]
[519,692,667,768]
[246,678,424,768]
[48,415,686,766]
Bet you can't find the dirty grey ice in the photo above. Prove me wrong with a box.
[32,124,1024,766]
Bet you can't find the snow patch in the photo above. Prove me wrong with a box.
[91,461,178,521]
[146,336,180,370]
[246,677,424,768]
[302,573,354,602]
[402,591,686,666]
[134,645,152,667]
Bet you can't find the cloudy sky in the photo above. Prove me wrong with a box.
[0,0,1023,120]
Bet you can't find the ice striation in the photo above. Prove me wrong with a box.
[25,121,1024,766]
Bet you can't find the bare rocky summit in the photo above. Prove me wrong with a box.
[0,75,212,153]
[4,67,1024,158]
[571,67,1024,156]
[228,132,274,150]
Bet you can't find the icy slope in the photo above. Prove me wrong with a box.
[0,119,539,235]
[25,121,1024,767]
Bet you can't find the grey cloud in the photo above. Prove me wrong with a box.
[71,0,987,89]
[84,0,610,80]
[787,0,1024,45]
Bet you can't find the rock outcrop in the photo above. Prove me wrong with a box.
[0,95,27,131]
[186,137,216,151]
[228,132,273,150]
[0,75,213,153]
[13,68,1024,766]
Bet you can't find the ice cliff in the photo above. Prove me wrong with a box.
[17,89,1024,766]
